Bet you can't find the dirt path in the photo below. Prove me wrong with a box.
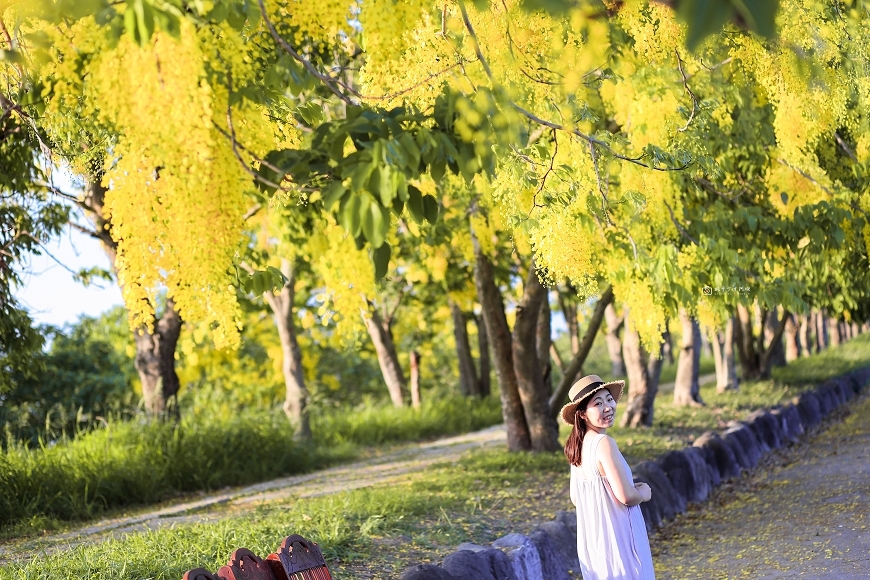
[653,392,870,579]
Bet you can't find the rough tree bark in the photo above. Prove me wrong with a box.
[254,259,312,438]
[475,315,491,398]
[765,309,788,368]
[450,300,480,397]
[662,319,675,365]
[83,176,182,418]
[734,303,760,381]
[828,316,842,347]
[410,351,421,408]
[673,308,704,406]
[784,314,801,362]
[816,310,829,350]
[620,309,664,428]
[548,286,614,416]
[472,233,531,451]
[759,310,790,379]
[364,305,407,407]
[799,314,813,358]
[512,262,560,452]
[604,304,626,377]
[536,296,553,393]
[712,316,739,394]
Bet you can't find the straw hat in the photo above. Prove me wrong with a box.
[560,374,625,425]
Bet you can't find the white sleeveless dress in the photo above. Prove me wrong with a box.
[569,432,655,580]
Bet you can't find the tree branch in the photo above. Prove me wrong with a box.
[664,200,700,245]
[675,49,700,132]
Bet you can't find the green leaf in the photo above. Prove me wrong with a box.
[0,50,24,64]
[296,101,324,126]
[321,181,347,211]
[362,201,388,249]
[676,0,732,52]
[340,193,364,237]
[732,0,779,39]
[407,185,425,224]
[372,243,391,281]
[422,195,439,224]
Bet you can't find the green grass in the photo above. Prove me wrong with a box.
[0,395,502,535]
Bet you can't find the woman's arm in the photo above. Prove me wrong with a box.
[597,436,647,507]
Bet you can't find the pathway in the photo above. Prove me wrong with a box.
[653,392,870,579]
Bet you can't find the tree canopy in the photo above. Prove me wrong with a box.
[1,0,867,371]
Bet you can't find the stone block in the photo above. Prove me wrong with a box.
[771,404,804,443]
[815,383,836,415]
[554,510,577,536]
[535,520,580,573]
[682,446,714,501]
[443,550,495,580]
[400,564,456,580]
[689,441,721,488]
[529,528,571,580]
[632,460,685,528]
[693,431,740,480]
[745,410,782,452]
[656,448,712,505]
[795,391,822,429]
[722,423,762,470]
[492,534,543,580]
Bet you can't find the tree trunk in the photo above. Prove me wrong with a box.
[83,176,183,419]
[410,351,421,408]
[799,314,813,358]
[673,308,703,406]
[557,289,580,354]
[662,319,675,365]
[852,322,861,338]
[364,307,406,407]
[133,301,183,417]
[258,258,311,439]
[536,295,553,394]
[620,309,662,428]
[512,262,560,452]
[604,304,626,377]
[717,316,740,391]
[734,303,760,381]
[759,311,790,379]
[839,321,848,341]
[475,315,491,397]
[548,286,614,416]
[817,310,829,350]
[828,316,841,347]
[765,309,787,368]
[784,314,800,362]
[450,301,479,397]
[472,232,531,451]
[711,326,726,393]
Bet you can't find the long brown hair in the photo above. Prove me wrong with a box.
[564,407,589,467]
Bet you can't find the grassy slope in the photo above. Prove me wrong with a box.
[0,395,503,537]
[3,334,869,580]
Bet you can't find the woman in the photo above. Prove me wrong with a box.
[562,374,655,580]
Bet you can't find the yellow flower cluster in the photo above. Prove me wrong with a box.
[92,26,250,348]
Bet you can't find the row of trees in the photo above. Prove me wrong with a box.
[2,0,869,452]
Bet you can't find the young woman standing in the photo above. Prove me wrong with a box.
[562,374,655,580]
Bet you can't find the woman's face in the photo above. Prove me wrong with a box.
[582,389,616,430]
